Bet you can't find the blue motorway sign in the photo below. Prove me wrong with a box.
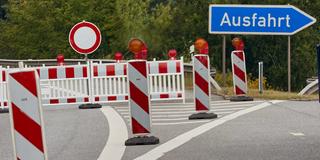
[209,5,316,35]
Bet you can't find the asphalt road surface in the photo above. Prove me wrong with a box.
[1,97,320,160]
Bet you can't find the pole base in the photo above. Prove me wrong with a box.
[125,136,160,146]
[230,96,254,102]
[189,112,218,120]
[0,108,9,113]
[78,103,102,109]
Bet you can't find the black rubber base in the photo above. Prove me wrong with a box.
[189,112,218,120]
[0,108,9,113]
[78,103,102,109]
[230,96,254,102]
[125,136,160,146]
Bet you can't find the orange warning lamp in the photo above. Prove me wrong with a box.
[232,37,244,50]
[194,38,209,54]
[168,49,177,60]
[114,52,123,62]
[56,54,64,66]
[128,38,144,54]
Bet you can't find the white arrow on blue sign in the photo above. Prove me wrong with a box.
[209,5,316,35]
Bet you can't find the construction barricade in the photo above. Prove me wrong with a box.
[0,58,186,107]
[148,57,185,103]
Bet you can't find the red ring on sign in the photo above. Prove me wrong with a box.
[69,21,101,54]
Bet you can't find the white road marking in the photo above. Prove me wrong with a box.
[152,120,212,126]
[123,111,233,119]
[290,132,305,136]
[98,107,128,160]
[134,100,283,160]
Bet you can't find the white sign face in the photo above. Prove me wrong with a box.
[74,27,97,50]
[69,21,101,54]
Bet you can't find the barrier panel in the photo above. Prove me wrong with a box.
[0,67,8,109]
[0,58,186,106]
[36,64,90,105]
[92,62,128,103]
[148,57,185,103]
[7,69,48,160]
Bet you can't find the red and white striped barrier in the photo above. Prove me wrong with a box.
[0,67,8,109]
[8,69,48,160]
[148,58,185,102]
[36,64,90,105]
[193,55,211,111]
[128,60,151,134]
[92,63,128,103]
[231,50,248,95]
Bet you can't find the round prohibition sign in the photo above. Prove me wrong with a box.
[69,21,101,54]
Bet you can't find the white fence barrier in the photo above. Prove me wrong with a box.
[0,57,185,107]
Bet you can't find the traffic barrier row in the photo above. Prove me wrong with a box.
[0,57,185,107]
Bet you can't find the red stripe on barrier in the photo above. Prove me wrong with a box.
[195,56,208,68]
[50,99,59,104]
[108,96,116,101]
[235,86,246,95]
[131,117,149,134]
[130,62,146,78]
[129,82,149,113]
[195,99,208,111]
[106,65,115,76]
[12,103,44,152]
[125,96,128,100]
[2,70,6,81]
[176,62,181,73]
[194,72,209,95]
[65,67,75,78]
[178,93,182,97]
[10,71,38,97]
[233,64,246,82]
[159,62,168,73]
[93,66,98,77]
[95,97,99,101]
[234,51,244,61]
[82,66,88,77]
[48,68,57,79]
[124,64,127,75]
[67,98,76,103]
[84,97,89,102]
[160,94,169,98]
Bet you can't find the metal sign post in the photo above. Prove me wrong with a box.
[317,44,320,103]
[258,62,264,94]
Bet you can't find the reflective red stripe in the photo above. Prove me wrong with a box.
[48,68,57,79]
[50,99,59,104]
[106,65,115,76]
[2,70,6,81]
[195,72,209,95]
[124,64,127,75]
[93,66,98,77]
[159,62,167,73]
[10,71,38,97]
[176,62,181,73]
[131,117,149,134]
[235,86,246,95]
[129,82,149,113]
[130,62,147,77]
[195,99,209,111]
[82,66,88,77]
[234,51,244,61]
[233,64,246,82]
[67,98,76,103]
[195,56,208,68]
[107,96,117,101]
[65,67,75,78]
[95,97,99,101]
[12,103,44,152]
[160,94,169,98]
